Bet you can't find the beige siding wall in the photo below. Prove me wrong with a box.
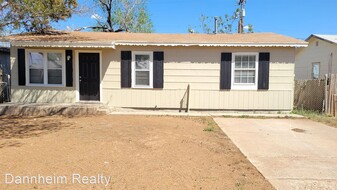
[295,38,337,80]
[102,46,295,110]
[11,45,295,110]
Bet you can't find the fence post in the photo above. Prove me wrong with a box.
[186,83,191,113]
[0,69,2,103]
[324,74,328,113]
[334,94,337,117]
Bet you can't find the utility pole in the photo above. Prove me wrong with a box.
[214,17,218,34]
[238,0,246,33]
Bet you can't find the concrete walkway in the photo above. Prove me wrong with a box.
[109,108,304,118]
[0,103,304,118]
[214,118,337,190]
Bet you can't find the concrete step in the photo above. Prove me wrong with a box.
[0,103,109,117]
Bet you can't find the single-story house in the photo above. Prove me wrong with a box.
[3,31,307,111]
[295,34,337,80]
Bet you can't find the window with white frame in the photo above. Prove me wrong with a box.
[232,53,258,90]
[27,50,65,86]
[312,62,320,79]
[132,52,153,88]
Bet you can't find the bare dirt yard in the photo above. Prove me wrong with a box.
[0,115,274,190]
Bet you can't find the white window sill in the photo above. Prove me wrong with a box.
[231,84,257,90]
[26,84,66,87]
[131,86,153,89]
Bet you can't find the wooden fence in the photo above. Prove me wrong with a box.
[294,74,337,116]
[325,74,337,116]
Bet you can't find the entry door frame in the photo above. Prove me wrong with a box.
[75,50,102,102]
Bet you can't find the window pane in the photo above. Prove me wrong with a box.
[249,56,256,62]
[235,56,242,68]
[48,69,62,84]
[234,77,241,83]
[248,70,255,77]
[241,70,249,77]
[234,70,241,77]
[248,77,255,83]
[248,62,255,68]
[235,61,241,68]
[29,52,44,69]
[235,56,242,62]
[242,56,249,68]
[29,69,44,84]
[135,71,149,86]
[48,53,62,69]
[234,70,255,84]
[249,56,256,68]
[135,55,150,69]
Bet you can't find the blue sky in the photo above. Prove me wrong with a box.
[55,0,337,40]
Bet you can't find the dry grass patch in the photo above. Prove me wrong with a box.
[292,109,337,128]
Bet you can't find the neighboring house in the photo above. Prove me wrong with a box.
[0,42,10,77]
[0,42,10,102]
[295,34,337,80]
[4,32,307,111]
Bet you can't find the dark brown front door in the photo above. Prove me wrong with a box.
[79,53,100,101]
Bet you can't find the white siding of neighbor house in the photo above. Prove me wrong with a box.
[295,37,337,80]
[11,46,295,110]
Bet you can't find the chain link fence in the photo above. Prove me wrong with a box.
[294,79,325,112]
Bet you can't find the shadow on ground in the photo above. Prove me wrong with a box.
[0,116,74,148]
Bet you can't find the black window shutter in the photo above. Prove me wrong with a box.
[220,53,232,90]
[65,50,73,87]
[258,52,270,90]
[153,52,164,89]
[121,51,132,88]
[18,48,26,86]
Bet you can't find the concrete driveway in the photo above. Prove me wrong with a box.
[214,118,337,190]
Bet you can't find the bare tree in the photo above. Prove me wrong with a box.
[188,0,253,34]
[93,0,153,33]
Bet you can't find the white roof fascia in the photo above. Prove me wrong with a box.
[10,41,308,48]
[114,42,308,48]
[11,41,116,49]
[309,34,337,45]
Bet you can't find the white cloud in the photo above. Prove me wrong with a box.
[91,14,102,20]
